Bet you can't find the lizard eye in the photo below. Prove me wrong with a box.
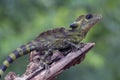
[85,14,93,19]
[70,23,77,29]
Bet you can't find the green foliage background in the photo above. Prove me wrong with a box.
[0,0,120,80]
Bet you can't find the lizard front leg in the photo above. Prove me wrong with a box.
[59,46,72,56]
[64,40,85,50]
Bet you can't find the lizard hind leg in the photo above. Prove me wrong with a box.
[36,49,54,79]
[39,49,53,69]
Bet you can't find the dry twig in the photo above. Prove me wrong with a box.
[5,43,95,80]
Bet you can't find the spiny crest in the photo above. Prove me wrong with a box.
[38,30,52,38]
[37,28,66,38]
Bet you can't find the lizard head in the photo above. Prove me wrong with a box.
[70,14,102,36]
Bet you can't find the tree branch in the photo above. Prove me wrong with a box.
[5,43,95,80]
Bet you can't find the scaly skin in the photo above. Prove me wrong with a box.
[0,14,102,79]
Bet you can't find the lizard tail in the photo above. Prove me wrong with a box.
[0,41,37,79]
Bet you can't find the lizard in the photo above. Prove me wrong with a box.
[0,13,102,79]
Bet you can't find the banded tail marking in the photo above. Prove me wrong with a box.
[0,42,37,78]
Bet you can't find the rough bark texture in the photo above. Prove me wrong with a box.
[5,43,95,80]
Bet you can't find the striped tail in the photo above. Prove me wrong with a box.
[0,41,37,79]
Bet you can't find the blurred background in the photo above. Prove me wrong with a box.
[0,0,120,80]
